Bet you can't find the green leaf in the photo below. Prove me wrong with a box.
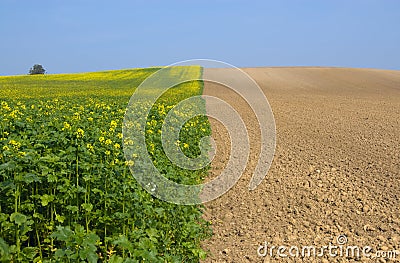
[66,205,79,213]
[55,214,65,223]
[47,173,58,183]
[39,154,60,163]
[86,252,99,263]
[83,233,99,246]
[146,228,159,239]
[33,143,45,149]
[0,161,16,171]
[10,212,27,225]
[0,180,15,191]
[54,248,66,258]
[22,173,41,184]
[40,194,54,206]
[112,235,134,252]
[0,238,10,259]
[108,255,124,263]
[154,207,165,216]
[22,247,38,260]
[81,203,93,212]
[51,226,73,242]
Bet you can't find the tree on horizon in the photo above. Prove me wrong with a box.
[29,64,46,75]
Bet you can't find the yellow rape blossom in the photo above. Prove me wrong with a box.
[86,143,94,152]
[76,128,85,138]
[110,120,118,127]
[123,138,134,145]
[125,160,134,166]
[9,140,21,149]
[2,102,11,111]
[62,122,71,130]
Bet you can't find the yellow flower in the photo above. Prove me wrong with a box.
[72,112,81,120]
[183,143,189,149]
[117,133,123,139]
[105,139,112,145]
[62,122,71,130]
[149,142,155,153]
[2,103,11,111]
[105,150,111,156]
[9,111,18,119]
[114,143,120,149]
[9,140,21,149]
[125,160,134,166]
[76,128,85,138]
[99,136,105,143]
[88,117,93,122]
[86,143,94,151]
[2,145,9,151]
[123,138,134,145]
[110,120,118,127]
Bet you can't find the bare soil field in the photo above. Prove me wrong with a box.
[201,67,400,262]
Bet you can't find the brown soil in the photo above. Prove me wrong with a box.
[201,67,400,262]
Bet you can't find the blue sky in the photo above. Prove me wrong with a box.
[1,0,399,75]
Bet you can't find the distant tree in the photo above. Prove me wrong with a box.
[29,64,46,75]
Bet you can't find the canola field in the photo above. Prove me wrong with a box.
[0,67,211,262]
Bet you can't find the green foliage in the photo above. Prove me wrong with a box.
[28,64,46,75]
[51,225,100,263]
[0,68,212,262]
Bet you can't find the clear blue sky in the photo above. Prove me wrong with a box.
[1,0,399,75]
